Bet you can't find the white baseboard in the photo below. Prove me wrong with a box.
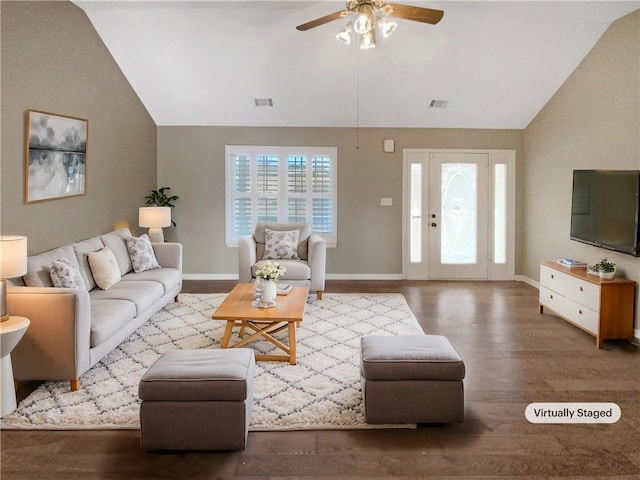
[516,274,538,288]
[182,273,238,280]
[184,273,535,282]
[182,273,406,281]
[325,273,405,281]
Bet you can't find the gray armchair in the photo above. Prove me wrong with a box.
[238,223,326,300]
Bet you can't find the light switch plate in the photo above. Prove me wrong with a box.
[383,139,395,153]
[381,197,392,206]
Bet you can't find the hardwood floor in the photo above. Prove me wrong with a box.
[2,280,640,479]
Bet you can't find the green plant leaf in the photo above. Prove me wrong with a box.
[143,187,179,226]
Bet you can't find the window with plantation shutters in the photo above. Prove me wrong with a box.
[225,146,337,247]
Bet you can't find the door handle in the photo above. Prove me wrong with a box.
[431,223,437,227]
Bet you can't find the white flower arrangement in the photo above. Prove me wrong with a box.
[255,261,287,281]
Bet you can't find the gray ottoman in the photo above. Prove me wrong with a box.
[138,348,255,451]
[360,335,465,424]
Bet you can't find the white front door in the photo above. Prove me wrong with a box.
[403,149,515,280]
[428,152,489,279]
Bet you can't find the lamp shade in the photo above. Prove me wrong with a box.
[0,236,27,278]
[139,207,171,228]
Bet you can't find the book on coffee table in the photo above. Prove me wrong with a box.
[276,283,293,295]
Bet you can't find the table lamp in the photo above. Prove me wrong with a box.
[0,236,27,322]
[139,207,171,243]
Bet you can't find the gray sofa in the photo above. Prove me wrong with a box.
[7,228,182,391]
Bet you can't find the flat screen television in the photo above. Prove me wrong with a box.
[570,170,640,257]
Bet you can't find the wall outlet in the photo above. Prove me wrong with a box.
[380,197,392,206]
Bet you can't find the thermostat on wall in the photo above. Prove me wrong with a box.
[383,139,395,153]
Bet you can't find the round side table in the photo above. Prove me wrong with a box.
[0,316,30,417]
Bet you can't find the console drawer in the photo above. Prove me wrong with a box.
[540,286,598,335]
[540,264,600,311]
[539,285,565,313]
[562,298,598,335]
[563,275,600,312]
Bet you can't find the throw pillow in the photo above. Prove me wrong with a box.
[49,258,86,290]
[126,234,160,273]
[88,247,121,290]
[263,228,300,260]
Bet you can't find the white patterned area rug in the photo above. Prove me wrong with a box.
[1,293,423,431]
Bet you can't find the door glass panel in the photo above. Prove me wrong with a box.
[441,163,477,264]
[494,164,507,264]
[410,163,422,263]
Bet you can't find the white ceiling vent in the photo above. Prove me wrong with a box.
[429,100,449,109]
[254,98,274,107]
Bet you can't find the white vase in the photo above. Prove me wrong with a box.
[261,279,277,305]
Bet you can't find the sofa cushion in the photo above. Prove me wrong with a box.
[90,299,137,347]
[90,280,164,316]
[24,245,79,287]
[100,229,133,276]
[252,259,310,281]
[126,234,160,273]
[254,223,310,260]
[121,268,181,295]
[72,236,105,291]
[263,228,300,260]
[139,349,255,402]
[49,258,86,290]
[361,335,465,381]
[88,247,121,290]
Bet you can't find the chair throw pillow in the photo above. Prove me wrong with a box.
[126,234,160,273]
[263,228,300,260]
[49,258,86,290]
[88,246,121,290]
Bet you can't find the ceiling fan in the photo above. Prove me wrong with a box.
[296,0,444,49]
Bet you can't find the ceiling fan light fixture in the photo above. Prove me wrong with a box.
[336,30,352,45]
[336,21,353,45]
[360,31,375,49]
[296,1,444,50]
[377,17,397,38]
[353,13,372,34]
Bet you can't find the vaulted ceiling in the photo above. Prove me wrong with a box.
[74,1,638,129]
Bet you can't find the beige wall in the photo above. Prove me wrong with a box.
[523,10,640,329]
[0,1,157,254]
[158,126,523,276]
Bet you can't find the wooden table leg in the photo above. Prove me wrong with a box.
[221,320,235,348]
[288,322,296,365]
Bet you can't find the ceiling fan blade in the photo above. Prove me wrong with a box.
[386,3,444,25]
[296,10,349,31]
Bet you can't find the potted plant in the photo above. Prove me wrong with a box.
[144,187,179,226]
[590,258,616,279]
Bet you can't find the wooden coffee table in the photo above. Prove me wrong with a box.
[212,283,309,365]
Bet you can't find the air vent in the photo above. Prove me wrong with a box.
[254,98,274,107]
[429,99,449,109]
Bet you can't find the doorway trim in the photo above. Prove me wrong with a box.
[402,148,516,280]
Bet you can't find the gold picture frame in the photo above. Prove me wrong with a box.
[25,110,88,203]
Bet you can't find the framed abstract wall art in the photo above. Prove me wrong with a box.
[25,110,88,203]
